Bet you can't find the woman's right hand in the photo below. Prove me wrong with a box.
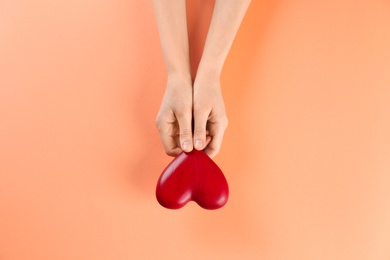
[155,75,194,156]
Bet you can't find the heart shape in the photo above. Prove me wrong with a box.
[156,150,229,210]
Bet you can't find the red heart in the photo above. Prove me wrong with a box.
[156,150,229,210]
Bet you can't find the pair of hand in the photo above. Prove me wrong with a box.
[155,74,228,158]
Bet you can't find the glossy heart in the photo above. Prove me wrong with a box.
[156,150,229,210]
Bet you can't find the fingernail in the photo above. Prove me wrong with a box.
[182,141,190,151]
[195,139,203,150]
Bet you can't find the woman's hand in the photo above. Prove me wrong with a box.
[192,73,228,158]
[152,0,251,158]
[155,76,194,156]
[155,73,228,159]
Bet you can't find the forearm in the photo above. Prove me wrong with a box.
[197,0,252,78]
[152,0,191,79]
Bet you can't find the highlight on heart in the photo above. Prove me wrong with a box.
[156,150,229,210]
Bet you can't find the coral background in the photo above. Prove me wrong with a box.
[1,0,390,259]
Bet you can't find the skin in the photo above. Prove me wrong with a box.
[153,0,252,158]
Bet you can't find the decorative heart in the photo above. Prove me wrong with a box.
[156,150,229,210]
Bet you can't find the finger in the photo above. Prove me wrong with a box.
[193,110,209,150]
[205,134,212,147]
[204,124,226,158]
[158,123,182,157]
[176,113,193,152]
[166,146,182,157]
[161,134,182,156]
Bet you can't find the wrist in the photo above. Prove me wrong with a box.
[167,72,192,88]
[194,66,221,89]
[197,61,223,77]
[165,53,191,80]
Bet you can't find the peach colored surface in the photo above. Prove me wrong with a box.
[1,0,390,259]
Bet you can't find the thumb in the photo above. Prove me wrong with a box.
[193,110,208,150]
[176,113,193,152]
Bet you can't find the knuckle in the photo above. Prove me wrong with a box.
[194,107,210,118]
[155,113,166,131]
[174,109,186,119]
[155,116,162,129]
[180,128,192,138]
[221,116,229,129]
[193,105,205,114]
[174,105,191,118]
[193,129,206,137]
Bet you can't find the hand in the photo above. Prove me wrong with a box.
[152,0,250,158]
[192,73,228,158]
[155,76,194,156]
